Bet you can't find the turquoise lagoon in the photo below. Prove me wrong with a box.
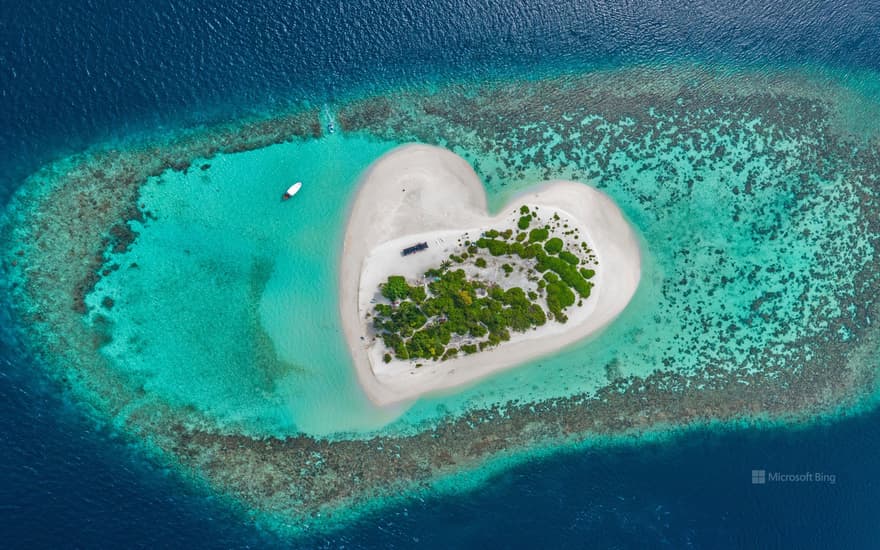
[72,63,880,443]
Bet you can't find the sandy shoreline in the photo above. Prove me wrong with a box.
[340,144,642,406]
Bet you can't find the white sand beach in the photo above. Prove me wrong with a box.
[340,144,641,406]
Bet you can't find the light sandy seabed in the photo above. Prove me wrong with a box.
[340,144,642,406]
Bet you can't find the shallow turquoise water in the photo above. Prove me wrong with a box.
[89,134,406,435]
[76,63,879,441]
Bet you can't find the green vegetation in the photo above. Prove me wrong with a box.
[373,204,598,361]
[476,237,509,256]
[381,275,410,301]
[536,253,593,298]
[528,228,549,242]
[545,280,575,322]
[559,250,579,265]
[544,237,563,254]
[373,269,548,362]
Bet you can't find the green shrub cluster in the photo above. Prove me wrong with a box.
[544,237,563,254]
[535,253,593,298]
[373,270,550,362]
[559,250,579,265]
[545,281,575,322]
[476,238,509,256]
[380,275,410,301]
[528,228,549,242]
[375,211,596,361]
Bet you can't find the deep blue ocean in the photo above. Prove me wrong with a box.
[2,1,880,547]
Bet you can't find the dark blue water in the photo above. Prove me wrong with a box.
[3,0,879,204]
[2,1,880,547]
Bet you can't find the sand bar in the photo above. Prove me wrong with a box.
[340,144,641,406]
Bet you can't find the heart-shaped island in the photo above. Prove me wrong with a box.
[341,145,641,405]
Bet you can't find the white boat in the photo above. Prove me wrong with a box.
[282,181,302,201]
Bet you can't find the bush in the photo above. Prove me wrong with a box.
[462,344,478,354]
[502,286,526,304]
[536,253,593,297]
[520,205,530,215]
[502,263,513,275]
[515,243,542,259]
[544,237,563,254]
[381,275,409,301]
[516,232,527,242]
[487,328,510,345]
[528,303,547,326]
[580,268,596,279]
[518,215,531,230]
[475,257,487,268]
[484,229,500,238]
[528,228,549,242]
[476,238,509,256]
[545,281,575,323]
[409,285,427,303]
[559,250,579,265]
[398,301,427,330]
[383,353,392,363]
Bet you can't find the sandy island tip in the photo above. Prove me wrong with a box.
[340,144,641,406]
